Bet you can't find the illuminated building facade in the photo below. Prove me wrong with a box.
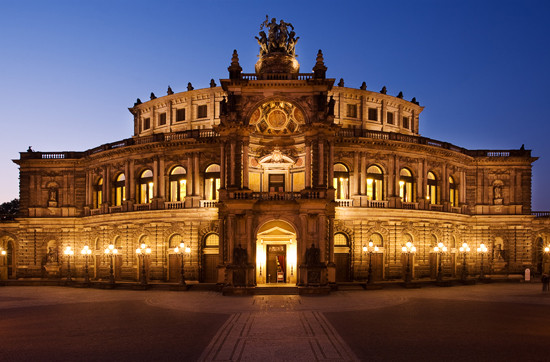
[1,19,549,289]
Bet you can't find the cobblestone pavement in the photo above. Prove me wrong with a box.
[1,283,549,361]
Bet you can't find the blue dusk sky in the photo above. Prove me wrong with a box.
[0,0,549,210]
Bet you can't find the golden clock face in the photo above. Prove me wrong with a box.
[249,101,305,135]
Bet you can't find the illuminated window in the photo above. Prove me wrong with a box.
[113,173,126,206]
[347,104,358,118]
[427,171,439,204]
[371,233,383,247]
[159,112,166,126]
[169,234,183,248]
[197,105,208,119]
[169,166,187,202]
[204,164,220,201]
[176,108,186,122]
[399,168,414,203]
[333,163,349,200]
[387,112,394,125]
[366,165,384,200]
[93,177,103,209]
[205,233,219,247]
[268,174,285,192]
[334,232,349,246]
[368,108,378,121]
[449,176,458,207]
[139,170,154,204]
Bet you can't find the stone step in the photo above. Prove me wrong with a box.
[254,286,299,295]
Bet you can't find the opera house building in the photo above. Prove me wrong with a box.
[1,19,549,292]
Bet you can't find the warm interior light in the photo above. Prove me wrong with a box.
[399,181,405,186]
[402,246,407,252]
[406,241,412,248]
[367,178,373,185]
[374,246,379,252]
[368,241,374,247]
[140,243,146,249]
[136,248,141,254]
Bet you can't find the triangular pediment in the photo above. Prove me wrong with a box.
[257,226,295,237]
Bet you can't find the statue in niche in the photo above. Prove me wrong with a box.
[305,243,321,266]
[493,182,503,205]
[233,244,248,265]
[327,96,335,116]
[48,188,57,202]
[47,246,58,264]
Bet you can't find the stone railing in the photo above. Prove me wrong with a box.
[402,202,418,210]
[240,73,314,81]
[90,208,101,216]
[200,200,218,208]
[429,204,444,212]
[366,200,388,208]
[165,201,186,210]
[336,199,353,207]
[108,206,123,213]
[133,203,151,211]
[532,211,550,218]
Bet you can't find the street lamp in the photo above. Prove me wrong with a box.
[64,246,74,283]
[543,246,550,274]
[174,243,191,286]
[433,242,448,282]
[477,243,488,280]
[362,241,379,285]
[402,242,416,283]
[104,244,118,285]
[459,242,471,281]
[81,245,92,285]
[136,243,151,285]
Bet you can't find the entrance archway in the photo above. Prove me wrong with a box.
[0,236,15,280]
[256,220,297,285]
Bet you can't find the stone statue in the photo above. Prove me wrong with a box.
[493,184,502,199]
[338,78,344,87]
[287,31,299,57]
[327,96,335,116]
[27,146,34,152]
[233,244,248,265]
[210,79,217,88]
[360,82,367,90]
[305,243,321,266]
[220,96,228,116]
[47,246,58,263]
[187,82,194,91]
[380,86,387,94]
[48,189,57,202]
[255,31,268,56]
[134,98,142,106]
[150,92,156,100]
[167,86,174,95]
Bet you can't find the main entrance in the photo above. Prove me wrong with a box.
[256,220,297,285]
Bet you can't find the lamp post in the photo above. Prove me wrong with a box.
[477,243,488,281]
[433,242,448,282]
[174,243,191,286]
[362,241,379,285]
[459,242,471,281]
[81,245,92,285]
[543,246,550,274]
[136,243,151,285]
[402,242,416,283]
[104,244,118,285]
[64,246,74,283]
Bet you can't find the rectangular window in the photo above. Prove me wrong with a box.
[403,116,410,129]
[197,105,208,119]
[143,118,151,130]
[159,112,166,126]
[368,108,378,121]
[176,108,186,122]
[268,174,285,193]
[346,104,358,118]
[387,112,394,125]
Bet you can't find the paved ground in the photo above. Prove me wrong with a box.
[1,283,549,361]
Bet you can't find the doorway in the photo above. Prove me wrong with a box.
[266,244,286,283]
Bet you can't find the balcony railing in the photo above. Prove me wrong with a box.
[336,199,353,207]
[133,203,151,211]
[200,200,218,208]
[532,211,550,218]
[165,201,186,209]
[367,200,388,208]
[429,204,444,212]
[402,202,418,210]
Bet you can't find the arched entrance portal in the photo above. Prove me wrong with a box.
[256,220,297,285]
[0,236,16,280]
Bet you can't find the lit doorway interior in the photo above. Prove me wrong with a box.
[256,220,297,285]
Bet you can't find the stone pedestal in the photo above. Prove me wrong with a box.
[44,264,61,279]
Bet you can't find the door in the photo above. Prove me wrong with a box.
[335,253,350,282]
[168,254,179,282]
[203,254,219,283]
[266,245,286,283]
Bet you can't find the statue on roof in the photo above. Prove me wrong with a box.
[258,15,298,57]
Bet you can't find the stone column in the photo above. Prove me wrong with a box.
[230,140,236,187]
[243,143,249,189]
[158,157,165,200]
[318,140,324,187]
[194,153,200,197]
[153,158,159,198]
[353,152,359,196]
[220,142,226,189]
[360,154,366,195]
[328,142,334,186]
[305,142,311,188]
[85,170,91,206]
[129,160,135,202]
[187,154,193,196]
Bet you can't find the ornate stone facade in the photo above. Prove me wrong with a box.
[1,18,549,286]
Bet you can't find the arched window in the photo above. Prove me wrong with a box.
[169,166,187,202]
[449,176,458,207]
[113,173,126,206]
[139,170,153,204]
[399,168,415,203]
[169,234,184,248]
[204,164,220,201]
[427,171,439,204]
[93,177,103,209]
[371,233,384,247]
[333,163,349,200]
[204,233,219,247]
[366,165,384,200]
[334,232,349,246]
